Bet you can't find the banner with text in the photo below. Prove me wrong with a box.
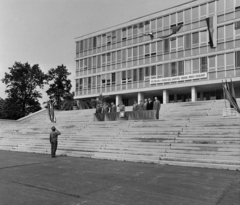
[150,73,207,84]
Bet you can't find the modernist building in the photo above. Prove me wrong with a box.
[74,0,240,106]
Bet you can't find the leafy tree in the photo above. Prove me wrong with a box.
[0,97,6,119]
[46,65,72,110]
[1,62,47,119]
[61,92,76,110]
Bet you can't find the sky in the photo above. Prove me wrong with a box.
[0,0,190,106]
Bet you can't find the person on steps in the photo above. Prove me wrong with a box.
[49,126,61,158]
[153,97,161,119]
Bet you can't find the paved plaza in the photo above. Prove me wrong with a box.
[0,150,239,205]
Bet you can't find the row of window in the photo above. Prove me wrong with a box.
[75,0,239,56]
[76,23,240,77]
[75,51,240,91]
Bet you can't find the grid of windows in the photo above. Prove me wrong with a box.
[75,0,240,96]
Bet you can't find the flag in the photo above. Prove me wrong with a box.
[158,24,183,39]
[47,100,57,123]
[206,15,217,48]
[222,81,240,113]
[230,79,238,107]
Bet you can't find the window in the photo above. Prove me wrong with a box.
[151,19,156,31]
[151,66,156,76]
[133,25,138,37]
[217,54,225,70]
[97,36,101,47]
[112,52,116,63]
[145,67,150,77]
[178,11,183,23]
[170,38,176,51]
[193,59,200,73]
[122,49,126,62]
[157,18,162,30]
[171,62,177,76]
[92,76,96,88]
[84,59,88,70]
[178,61,184,75]
[122,71,126,84]
[128,26,132,38]
[93,56,96,68]
[157,65,163,77]
[226,53,234,69]
[97,55,101,67]
[192,7,199,21]
[117,29,121,42]
[185,60,191,75]
[208,56,216,71]
[145,44,150,57]
[84,39,88,51]
[192,32,199,47]
[80,41,84,53]
[93,37,97,48]
[209,1,215,14]
[112,31,116,43]
[139,68,143,81]
[102,54,106,65]
[145,21,150,33]
[200,4,207,17]
[200,57,208,72]
[164,63,170,77]
[236,51,240,68]
[226,0,234,11]
[102,34,106,46]
[185,34,191,49]
[88,77,91,89]
[217,0,224,13]
[88,57,92,69]
[76,42,80,54]
[112,73,116,85]
[133,46,138,59]
[164,15,169,28]
[139,23,144,35]
[151,42,156,55]
[184,9,191,23]
[217,26,224,42]
[122,28,127,41]
[178,36,183,50]
[128,48,132,60]
[107,53,111,64]
[117,50,121,62]
[157,41,163,54]
[235,21,240,36]
[200,30,207,44]
[226,24,234,40]
[164,39,169,54]
[133,69,138,81]
[139,45,144,58]
[171,13,176,25]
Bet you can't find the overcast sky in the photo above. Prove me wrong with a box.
[0,0,190,105]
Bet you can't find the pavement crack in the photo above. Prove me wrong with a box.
[0,161,54,170]
[10,180,82,199]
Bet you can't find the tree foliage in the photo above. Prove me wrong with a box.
[1,62,47,119]
[46,65,72,110]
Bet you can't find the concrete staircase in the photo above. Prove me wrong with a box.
[0,99,239,170]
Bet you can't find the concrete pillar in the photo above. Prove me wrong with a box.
[116,95,122,106]
[163,90,169,104]
[191,87,197,102]
[137,92,144,103]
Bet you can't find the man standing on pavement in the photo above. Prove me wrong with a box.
[153,97,161,119]
[110,102,117,112]
[50,126,61,158]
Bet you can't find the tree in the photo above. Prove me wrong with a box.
[0,97,6,119]
[46,65,72,110]
[61,92,76,110]
[1,62,47,119]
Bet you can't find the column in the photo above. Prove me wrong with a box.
[137,92,144,103]
[163,90,169,104]
[191,87,197,102]
[116,95,122,106]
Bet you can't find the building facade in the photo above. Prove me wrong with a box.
[74,0,240,105]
